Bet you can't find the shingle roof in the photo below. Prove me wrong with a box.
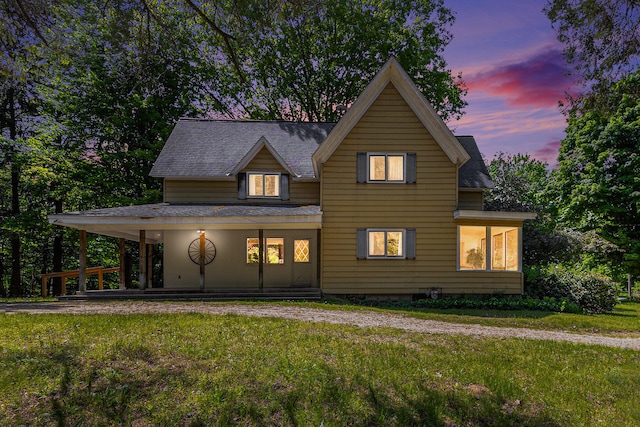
[150,119,336,179]
[150,119,493,189]
[55,203,322,218]
[456,136,494,189]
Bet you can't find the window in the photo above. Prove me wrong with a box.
[357,228,415,259]
[246,237,285,264]
[294,239,310,263]
[458,226,520,271]
[248,173,280,197]
[368,154,405,182]
[357,153,416,184]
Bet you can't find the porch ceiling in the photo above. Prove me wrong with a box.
[49,203,323,242]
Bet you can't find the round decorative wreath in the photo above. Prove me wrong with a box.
[188,238,217,265]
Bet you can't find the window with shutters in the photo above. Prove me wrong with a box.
[248,173,280,197]
[357,152,416,184]
[357,228,416,259]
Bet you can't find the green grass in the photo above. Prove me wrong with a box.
[1,312,639,426]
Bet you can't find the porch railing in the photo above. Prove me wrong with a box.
[40,266,120,297]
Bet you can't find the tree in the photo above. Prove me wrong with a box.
[551,71,640,279]
[544,0,640,92]
[213,0,466,122]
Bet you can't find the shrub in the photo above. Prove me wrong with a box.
[525,268,619,314]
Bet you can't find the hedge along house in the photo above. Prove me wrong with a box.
[49,58,535,298]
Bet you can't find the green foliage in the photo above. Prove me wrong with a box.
[544,0,640,101]
[215,0,466,122]
[551,71,640,277]
[526,267,619,314]
[347,294,581,313]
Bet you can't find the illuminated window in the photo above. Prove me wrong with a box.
[246,237,284,264]
[368,230,404,258]
[294,240,310,263]
[458,226,520,271]
[248,173,280,197]
[368,154,405,182]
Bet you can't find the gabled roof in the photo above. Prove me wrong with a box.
[150,120,335,180]
[456,136,494,189]
[312,57,471,176]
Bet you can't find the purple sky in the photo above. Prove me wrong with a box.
[443,0,579,165]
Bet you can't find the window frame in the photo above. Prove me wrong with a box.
[366,228,406,259]
[457,225,522,272]
[246,237,285,264]
[246,172,281,198]
[366,153,407,183]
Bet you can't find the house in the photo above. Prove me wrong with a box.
[49,58,535,298]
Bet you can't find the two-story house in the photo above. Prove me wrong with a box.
[50,58,534,298]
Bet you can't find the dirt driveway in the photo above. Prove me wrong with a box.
[1,301,638,350]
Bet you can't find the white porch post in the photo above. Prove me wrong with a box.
[199,231,205,291]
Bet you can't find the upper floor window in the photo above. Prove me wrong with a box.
[248,173,280,197]
[357,152,416,184]
[369,154,405,182]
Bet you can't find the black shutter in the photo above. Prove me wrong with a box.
[356,228,367,259]
[406,153,417,184]
[238,173,247,200]
[356,152,367,183]
[406,228,416,259]
[280,174,290,200]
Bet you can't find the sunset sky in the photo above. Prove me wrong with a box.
[443,0,579,165]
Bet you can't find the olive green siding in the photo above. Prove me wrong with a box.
[164,146,321,204]
[320,83,522,295]
[458,191,484,210]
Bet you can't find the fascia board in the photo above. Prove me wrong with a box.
[453,210,537,221]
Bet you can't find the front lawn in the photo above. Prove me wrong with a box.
[1,311,638,426]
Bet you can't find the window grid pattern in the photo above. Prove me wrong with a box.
[294,240,310,263]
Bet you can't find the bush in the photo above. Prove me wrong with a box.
[525,268,619,314]
[344,295,581,313]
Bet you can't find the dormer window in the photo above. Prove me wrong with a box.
[238,172,290,200]
[248,173,280,198]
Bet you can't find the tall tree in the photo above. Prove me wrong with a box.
[544,0,640,109]
[212,0,466,122]
[551,71,640,278]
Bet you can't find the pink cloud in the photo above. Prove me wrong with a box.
[466,49,578,108]
[531,139,562,166]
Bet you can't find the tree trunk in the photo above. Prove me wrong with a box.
[8,87,21,297]
[52,199,63,295]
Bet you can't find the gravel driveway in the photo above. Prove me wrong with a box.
[1,301,638,350]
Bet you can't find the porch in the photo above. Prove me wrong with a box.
[58,287,322,301]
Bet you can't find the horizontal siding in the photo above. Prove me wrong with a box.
[164,179,320,204]
[243,146,286,172]
[458,191,484,210]
[320,82,523,295]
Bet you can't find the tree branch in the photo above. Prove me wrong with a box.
[181,0,245,83]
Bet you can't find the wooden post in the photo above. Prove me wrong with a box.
[139,230,146,289]
[258,229,264,289]
[199,232,205,291]
[119,238,126,289]
[98,268,103,290]
[629,273,633,298]
[147,244,153,289]
[79,230,87,293]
